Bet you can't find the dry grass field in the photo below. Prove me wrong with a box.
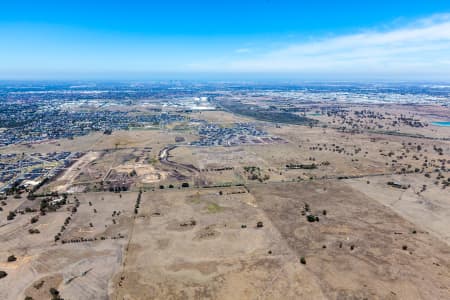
[250,181,450,299]
[0,193,137,300]
[0,103,449,299]
[111,187,327,300]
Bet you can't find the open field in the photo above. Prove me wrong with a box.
[169,124,449,187]
[250,181,450,299]
[0,129,198,155]
[110,178,450,299]
[0,93,449,299]
[0,192,137,300]
[111,187,327,300]
[347,173,450,245]
[2,178,449,299]
[189,111,254,124]
[302,104,450,139]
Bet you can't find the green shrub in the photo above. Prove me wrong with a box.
[7,211,16,221]
[307,215,316,222]
[49,287,59,297]
[7,255,16,262]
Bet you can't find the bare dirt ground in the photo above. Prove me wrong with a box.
[0,192,136,300]
[250,181,450,300]
[52,151,101,193]
[111,188,326,300]
[347,174,450,245]
[107,179,450,300]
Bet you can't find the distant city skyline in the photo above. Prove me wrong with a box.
[1,1,450,80]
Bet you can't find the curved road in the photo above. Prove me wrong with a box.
[158,145,200,175]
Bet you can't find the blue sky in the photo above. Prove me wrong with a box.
[1,1,450,79]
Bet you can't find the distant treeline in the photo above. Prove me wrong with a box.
[220,102,317,125]
[286,163,317,170]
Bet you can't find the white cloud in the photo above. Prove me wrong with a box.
[191,14,450,78]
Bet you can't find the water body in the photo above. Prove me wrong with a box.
[431,122,450,127]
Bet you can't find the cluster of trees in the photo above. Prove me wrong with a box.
[302,203,326,223]
[55,196,78,242]
[433,145,444,156]
[286,163,317,170]
[220,101,317,125]
[159,182,189,189]
[40,194,68,214]
[134,191,142,214]
[244,166,270,182]
[61,234,125,244]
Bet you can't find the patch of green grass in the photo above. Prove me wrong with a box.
[190,197,201,204]
[172,125,191,131]
[206,202,223,213]
[148,157,158,165]
[129,126,160,131]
